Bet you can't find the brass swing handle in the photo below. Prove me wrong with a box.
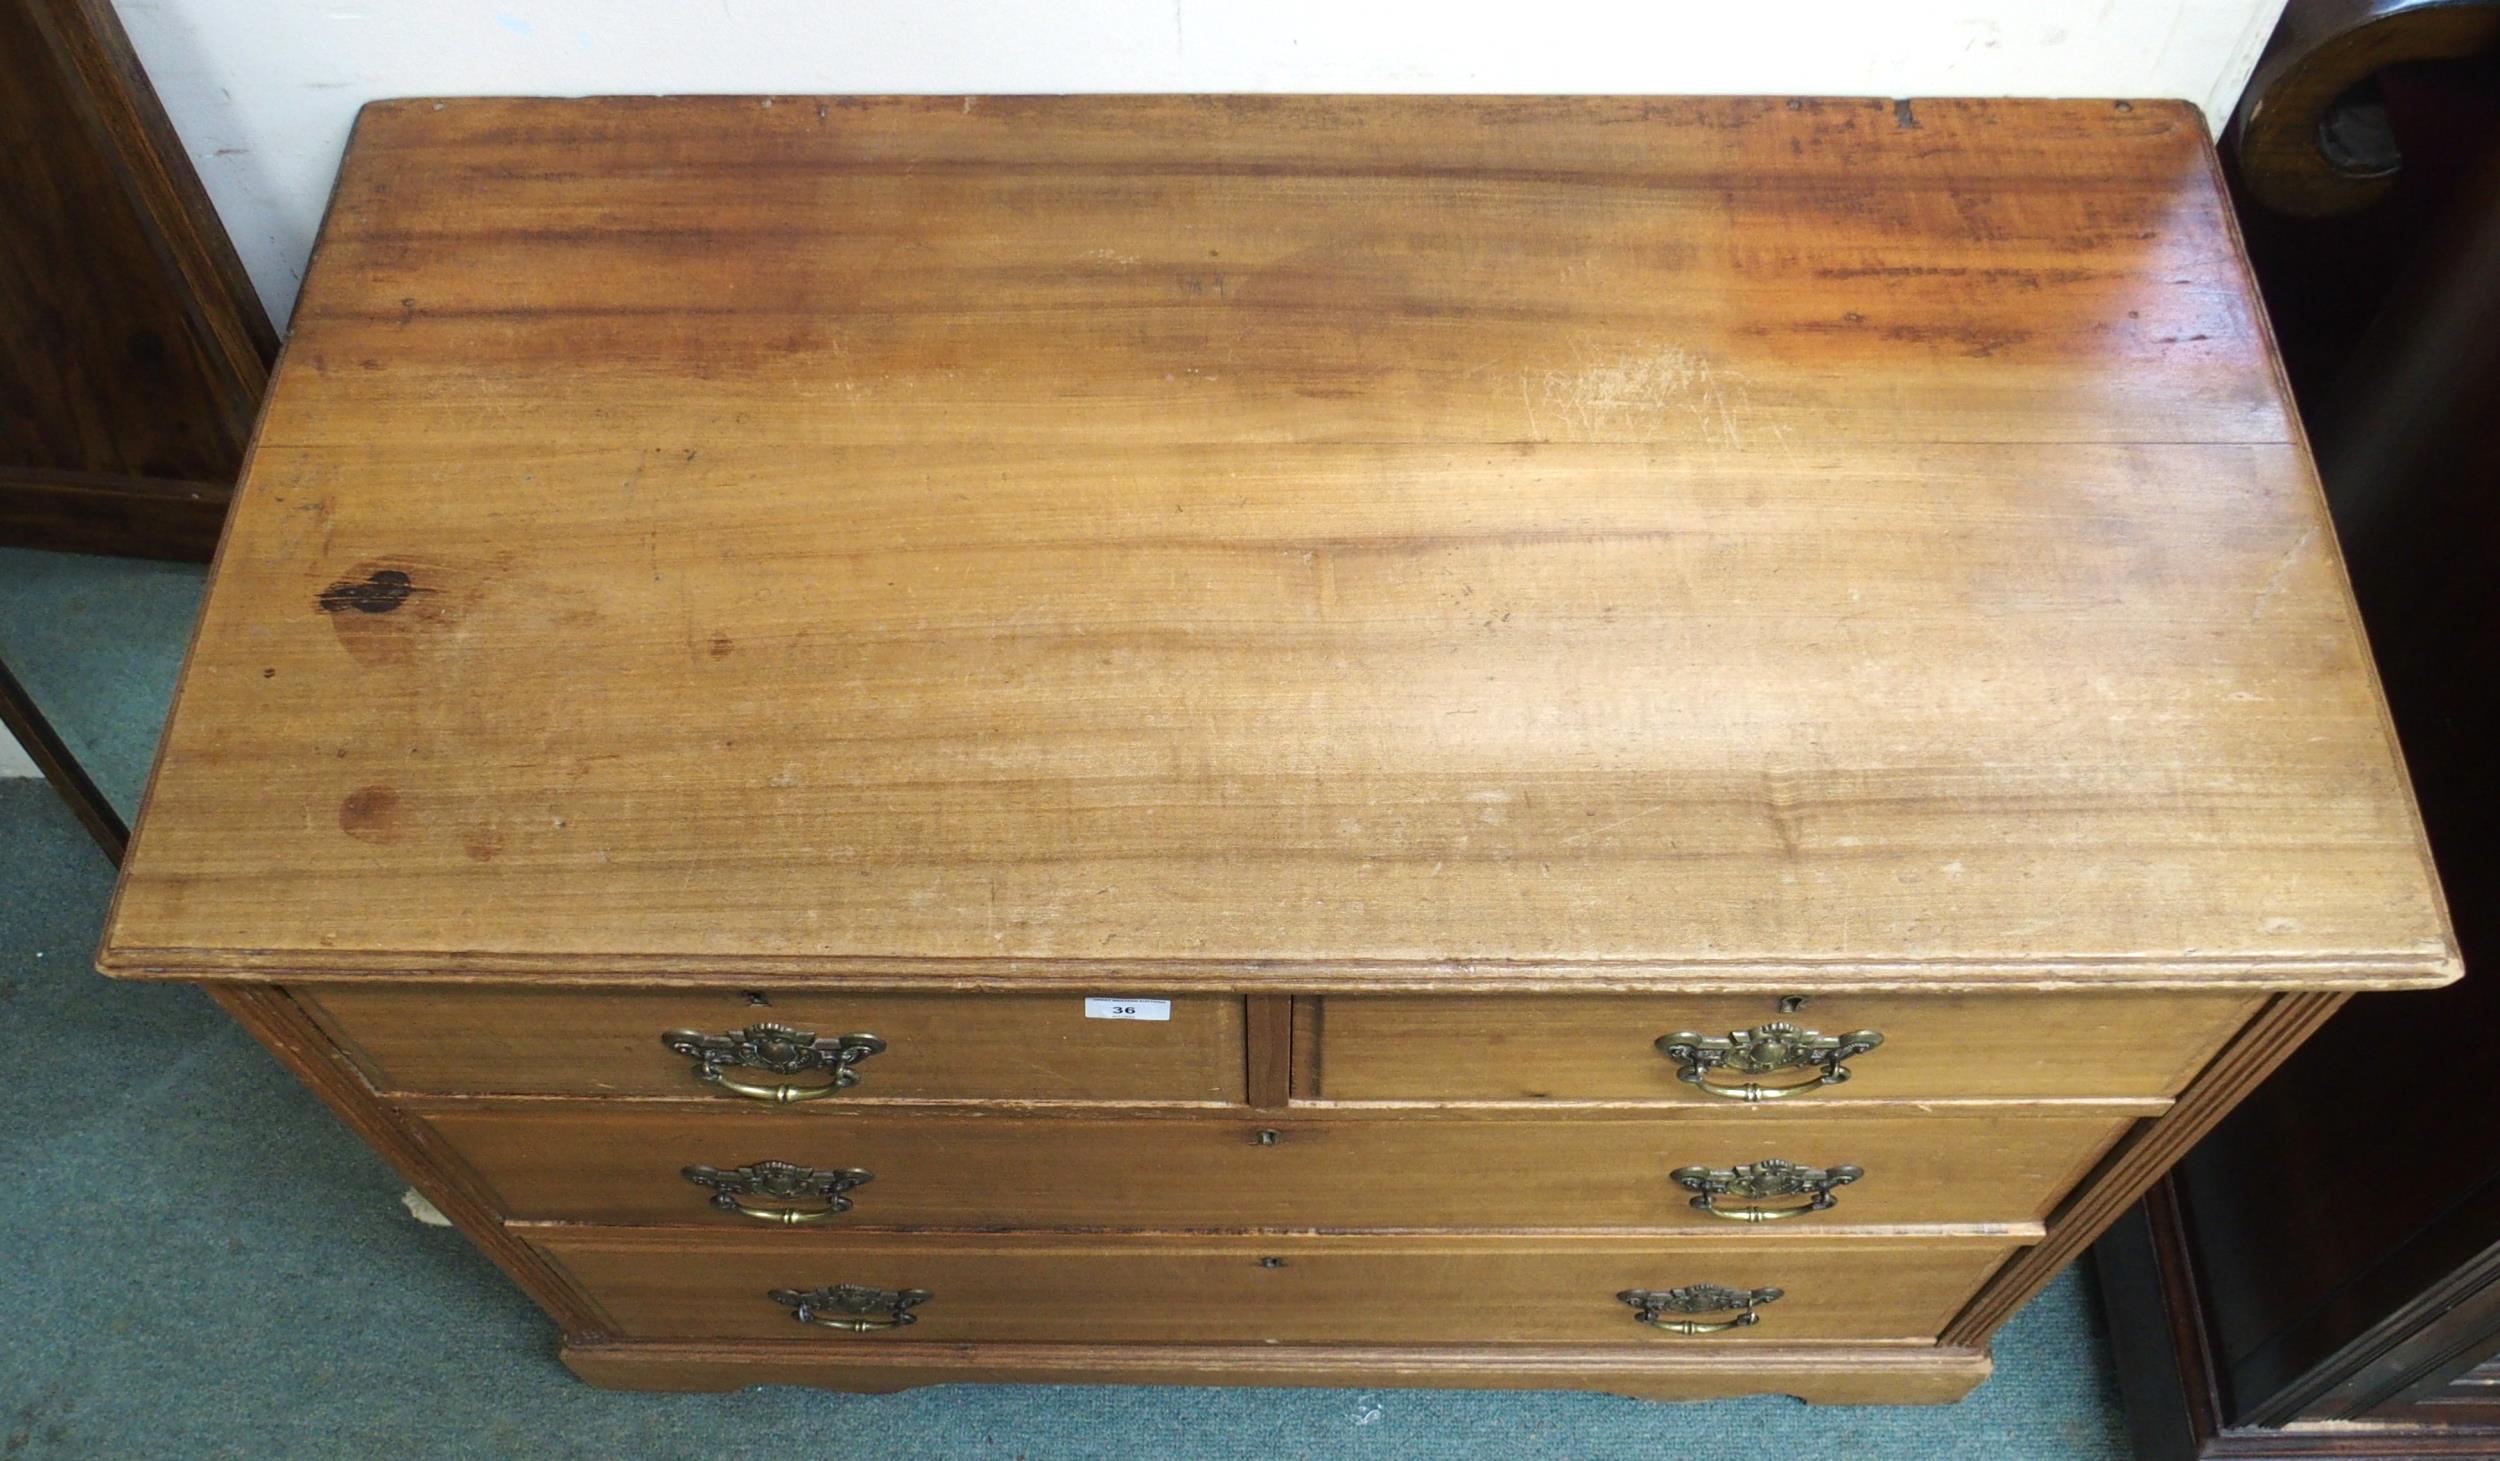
[1654,1022,1883,1102]
[770,1284,931,1333]
[683,1160,874,1224]
[1646,1314,1748,1336]
[1671,1159,1863,1223]
[661,1023,886,1104]
[1619,1284,1783,1335]
[802,1315,907,1332]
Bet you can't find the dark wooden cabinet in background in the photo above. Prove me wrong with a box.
[0,0,271,555]
[2095,2,2500,1454]
[0,0,273,863]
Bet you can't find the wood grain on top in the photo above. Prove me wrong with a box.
[100,96,2456,987]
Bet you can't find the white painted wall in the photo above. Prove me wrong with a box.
[0,732,33,778]
[115,0,2288,327]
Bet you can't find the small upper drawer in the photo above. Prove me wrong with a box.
[297,986,1245,1103]
[1302,992,2261,1103]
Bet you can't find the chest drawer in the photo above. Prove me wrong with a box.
[429,1106,2125,1231]
[298,986,1245,1103]
[536,1230,2017,1344]
[1302,992,2261,1102]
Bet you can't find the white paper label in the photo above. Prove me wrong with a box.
[1084,997,1172,1022]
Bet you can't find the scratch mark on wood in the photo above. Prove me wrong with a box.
[2248,526,2317,622]
[1562,803,1673,846]
[1524,343,1769,448]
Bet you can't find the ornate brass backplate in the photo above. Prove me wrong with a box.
[659,1022,886,1104]
[769,1283,933,1333]
[1618,1283,1785,1335]
[682,1159,875,1223]
[1670,1158,1865,1222]
[1654,1021,1883,1101]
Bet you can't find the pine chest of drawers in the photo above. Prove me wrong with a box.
[98,94,2458,1403]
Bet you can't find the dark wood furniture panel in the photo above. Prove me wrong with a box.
[2,0,273,865]
[0,0,270,502]
[2095,1,2500,1454]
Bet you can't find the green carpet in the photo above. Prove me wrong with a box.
[0,547,206,820]
[0,547,2131,1459]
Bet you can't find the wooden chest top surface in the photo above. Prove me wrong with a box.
[101,95,2453,989]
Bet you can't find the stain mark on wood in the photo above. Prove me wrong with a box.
[338,785,403,843]
[317,569,416,615]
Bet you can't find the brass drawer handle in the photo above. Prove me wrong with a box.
[1671,1158,1863,1223]
[1619,1284,1783,1335]
[660,1022,885,1103]
[1654,1022,1882,1101]
[770,1283,932,1333]
[683,1160,874,1224]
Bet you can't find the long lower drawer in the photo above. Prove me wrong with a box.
[535,1230,2018,1344]
[428,1105,2125,1230]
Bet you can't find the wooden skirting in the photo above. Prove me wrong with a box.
[0,466,231,561]
[560,1336,1994,1403]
